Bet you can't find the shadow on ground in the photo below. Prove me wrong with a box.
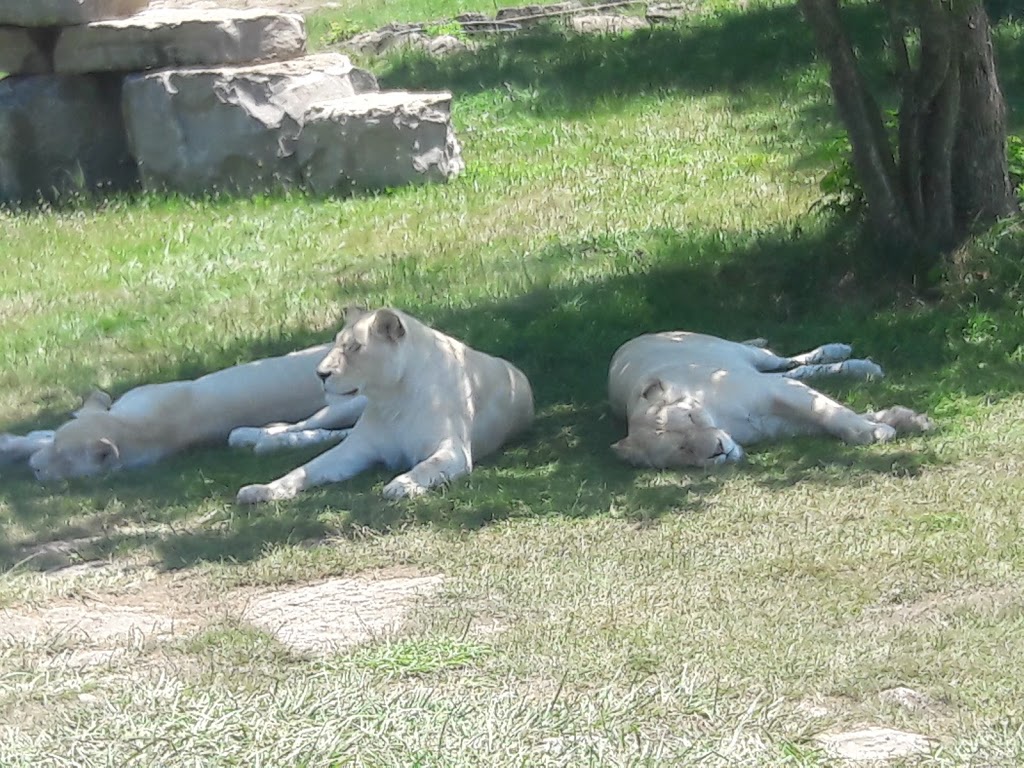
[377,3,1022,130]
[3,221,1021,571]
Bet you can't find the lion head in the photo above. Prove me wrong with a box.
[611,379,745,469]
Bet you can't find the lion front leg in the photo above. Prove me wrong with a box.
[382,439,472,500]
[236,434,378,504]
[771,379,895,445]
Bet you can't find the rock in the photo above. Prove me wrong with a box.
[343,27,470,58]
[0,0,149,27]
[814,727,934,763]
[0,74,138,206]
[0,27,55,74]
[343,27,422,57]
[425,34,471,55]
[645,2,699,23]
[569,14,648,34]
[296,90,464,194]
[54,8,306,74]
[122,54,378,195]
[495,2,581,24]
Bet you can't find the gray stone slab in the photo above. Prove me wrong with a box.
[0,0,149,27]
[0,74,138,206]
[122,54,378,195]
[55,8,306,74]
[0,27,55,74]
[297,91,464,195]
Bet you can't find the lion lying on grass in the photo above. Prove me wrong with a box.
[1,345,366,482]
[609,331,933,468]
[236,306,535,503]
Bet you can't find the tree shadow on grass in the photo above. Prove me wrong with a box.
[378,4,868,118]
[378,5,1024,138]
[2,223,1021,571]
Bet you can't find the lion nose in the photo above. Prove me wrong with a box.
[317,370,330,382]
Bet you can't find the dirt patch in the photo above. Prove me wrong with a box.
[243,572,444,653]
[813,726,934,763]
[859,585,1021,630]
[2,563,445,663]
[0,574,206,653]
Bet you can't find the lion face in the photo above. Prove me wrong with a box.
[29,413,121,482]
[316,307,410,399]
[612,381,744,469]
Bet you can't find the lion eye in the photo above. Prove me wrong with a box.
[346,342,362,354]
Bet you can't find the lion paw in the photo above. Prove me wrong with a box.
[228,427,263,449]
[871,424,897,443]
[236,483,287,505]
[382,475,429,500]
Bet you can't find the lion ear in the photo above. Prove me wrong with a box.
[371,309,406,343]
[92,437,120,467]
[641,379,666,402]
[75,390,112,417]
[343,304,368,325]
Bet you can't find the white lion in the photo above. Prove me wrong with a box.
[609,331,933,468]
[236,306,535,503]
[2,345,365,483]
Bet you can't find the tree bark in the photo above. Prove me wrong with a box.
[801,0,1018,277]
[798,0,917,249]
[952,0,1020,226]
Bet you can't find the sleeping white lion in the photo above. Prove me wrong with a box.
[236,306,535,503]
[1,344,365,482]
[609,331,933,468]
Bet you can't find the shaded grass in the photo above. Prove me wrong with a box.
[1,1,1024,765]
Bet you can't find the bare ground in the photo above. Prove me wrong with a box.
[1,566,445,662]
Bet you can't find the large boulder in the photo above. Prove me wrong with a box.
[55,8,306,74]
[0,74,138,206]
[122,54,378,195]
[0,27,54,74]
[296,91,464,194]
[0,0,149,27]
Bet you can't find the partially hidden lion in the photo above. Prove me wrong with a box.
[608,331,933,468]
[2,344,365,482]
[236,306,535,503]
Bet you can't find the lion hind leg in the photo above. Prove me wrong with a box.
[253,428,351,454]
[783,359,884,382]
[749,342,856,374]
[0,430,55,464]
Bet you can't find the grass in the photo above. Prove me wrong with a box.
[2,0,1024,765]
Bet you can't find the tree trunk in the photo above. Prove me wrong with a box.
[799,0,1019,278]
[952,1,1020,226]
[797,0,917,250]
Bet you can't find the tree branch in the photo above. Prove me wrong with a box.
[896,0,953,233]
[798,0,916,247]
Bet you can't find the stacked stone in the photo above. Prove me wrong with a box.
[0,0,463,205]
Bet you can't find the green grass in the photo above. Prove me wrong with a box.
[2,1,1024,765]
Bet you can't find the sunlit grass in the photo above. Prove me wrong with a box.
[1,1,1024,765]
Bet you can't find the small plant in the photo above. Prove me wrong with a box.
[422,19,468,40]
[814,127,1024,220]
[1008,134,1024,206]
[322,17,363,45]
[810,134,866,221]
